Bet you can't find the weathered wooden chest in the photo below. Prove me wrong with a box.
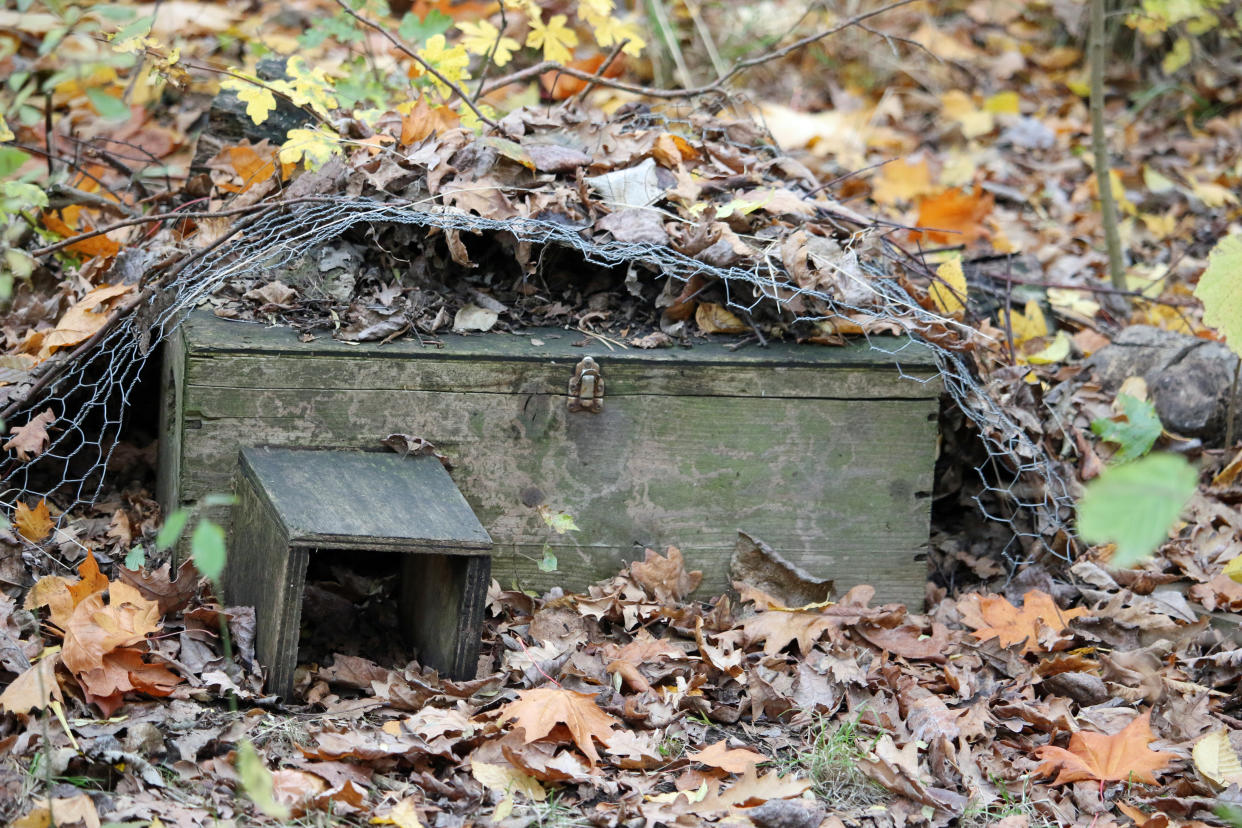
[158,311,941,607]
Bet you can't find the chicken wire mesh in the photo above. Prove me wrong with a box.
[2,192,1076,568]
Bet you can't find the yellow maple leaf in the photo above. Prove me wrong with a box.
[579,0,614,18]
[278,127,343,171]
[930,256,966,317]
[997,300,1048,345]
[220,75,276,125]
[417,34,471,96]
[526,11,579,64]
[941,89,993,139]
[455,20,520,66]
[586,13,646,57]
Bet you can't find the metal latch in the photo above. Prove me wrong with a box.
[568,357,604,413]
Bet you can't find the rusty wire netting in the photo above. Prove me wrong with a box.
[1,106,1076,569]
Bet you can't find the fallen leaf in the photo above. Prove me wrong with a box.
[695,302,749,334]
[15,499,54,542]
[1192,729,1242,788]
[0,653,63,715]
[61,581,162,676]
[38,283,135,359]
[4,408,55,460]
[629,546,703,602]
[500,687,621,765]
[929,256,966,317]
[1035,710,1175,784]
[871,157,936,206]
[470,760,546,802]
[960,590,1087,654]
[689,740,765,773]
[912,187,993,246]
[740,608,834,656]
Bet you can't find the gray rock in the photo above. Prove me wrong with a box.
[747,799,827,828]
[1082,325,1241,446]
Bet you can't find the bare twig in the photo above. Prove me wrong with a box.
[46,184,138,218]
[575,40,629,100]
[1089,0,1126,293]
[484,0,919,98]
[333,0,499,130]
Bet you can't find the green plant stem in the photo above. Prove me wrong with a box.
[1089,0,1127,293]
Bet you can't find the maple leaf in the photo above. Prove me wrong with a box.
[526,11,579,64]
[417,34,471,96]
[1195,233,1242,354]
[0,654,63,715]
[912,187,993,245]
[14,498,54,542]
[629,546,702,602]
[456,20,520,66]
[960,590,1086,654]
[740,608,834,655]
[220,75,277,125]
[584,11,646,57]
[61,581,162,677]
[1035,710,1175,785]
[500,687,620,764]
[697,763,811,811]
[689,740,765,773]
[4,408,55,461]
[279,127,343,171]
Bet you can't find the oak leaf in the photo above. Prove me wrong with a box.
[4,408,54,460]
[1035,710,1175,785]
[500,687,620,764]
[629,546,702,602]
[960,590,1086,654]
[689,739,765,773]
[14,498,54,542]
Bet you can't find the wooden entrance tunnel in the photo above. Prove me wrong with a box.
[229,446,492,698]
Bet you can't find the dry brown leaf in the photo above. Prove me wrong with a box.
[695,302,749,334]
[38,283,135,359]
[500,687,621,765]
[629,546,703,602]
[0,654,63,715]
[1034,710,1175,785]
[960,590,1087,654]
[696,762,811,810]
[740,609,834,656]
[4,408,55,461]
[13,794,101,828]
[689,740,765,774]
[62,581,162,676]
[15,498,54,542]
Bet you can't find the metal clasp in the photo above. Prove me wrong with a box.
[568,357,604,414]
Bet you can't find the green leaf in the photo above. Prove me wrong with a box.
[538,548,558,572]
[86,88,130,121]
[236,740,291,820]
[398,9,452,44]
[1196,233,1242,357]
[191,519,227,584]
[155,508,190,551]
[1090,394,1162,463]
[0,148,32,178]
[542,510,579,534]
[1077,453,1198,567]
[124,545,146,570]
[109,14,155,44]
[203,493,238,508]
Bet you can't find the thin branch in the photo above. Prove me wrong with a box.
[484,0,919,98]
[575,40,629,100]
[333,0,499,130]
[1089,0,1126,292]
[46,184,138,218]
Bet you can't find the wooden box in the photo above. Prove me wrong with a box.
[159,312,941,607]
[230,446,492,697]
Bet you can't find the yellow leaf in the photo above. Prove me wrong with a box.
[371,797,425,827]
[0,115,14,142]
[997,300,1048,345]
[278,128,343,171]
[585,12,646,57]
[579,0,614,17]
[941,90,993,139]
[1190,178,1239,208]
[1047,287,1099,319]
[456,20,520,66]
[15,498,54,542]
[1224,554,1242,584]
[1140,211,1177,238]
[695,303,748,334]
[1024,330,1072,365]
[984,90,1020,114]
[526,11,579,64]
[930,256,966,317]
[1161,36,1192,75]
[469,760,546,802]
[1192,730,1242,787]
[417,34,471,96]
[871,158,935,206]
[220,76,276,125]
[1143,165,1177,193]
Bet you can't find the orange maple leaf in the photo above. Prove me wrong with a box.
[911,187,993,246]
[14,498,54,543]
[1035,710,1175,785]
[960,590,1087,654]
[500,687,620,765]
[62,581,162,676]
